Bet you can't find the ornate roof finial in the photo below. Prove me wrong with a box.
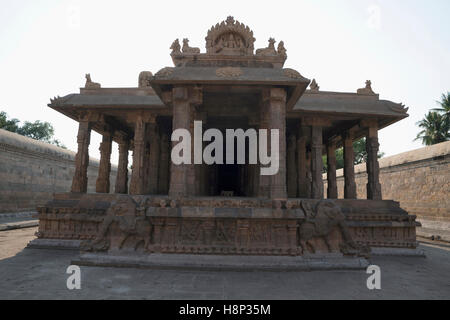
[205,16,255,55]
[226,16,235,25]
[310,79,320,91]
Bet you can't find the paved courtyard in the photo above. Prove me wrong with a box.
[0,227,449,300]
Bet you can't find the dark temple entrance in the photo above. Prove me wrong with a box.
[217,163,240,196]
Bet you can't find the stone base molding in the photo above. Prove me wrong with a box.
[35,194,419,258]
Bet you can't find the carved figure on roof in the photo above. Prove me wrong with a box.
[357,80,376,95]
[277,41,287,58]
[256,38,277,56]
[182,38,200,54]
[170,39,181,55]
[138,71,153,88]
[85,74,101,89]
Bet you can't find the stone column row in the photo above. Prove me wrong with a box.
[289,118,382,201]
[293,121,326,199]
[71,115,131,195]
[325,121,382,200]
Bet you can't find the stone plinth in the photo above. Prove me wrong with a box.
[34,194,419,258]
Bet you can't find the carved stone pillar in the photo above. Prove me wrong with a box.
[169,87,190,198]
[343,132,357,199]
[115,138,130,194]
[287,134,297,198]
[96,131,113,193]
[158,132,170,195]
[297,126,308,198]
[266,88,287,199]
[326,142,338,199]
[365,122,382,200]
[258,100,270,198]
[130,116,147,195]
[71,119,92,193]
[305,150,312,198]
[147,121,160,194]
[310,126,324,199]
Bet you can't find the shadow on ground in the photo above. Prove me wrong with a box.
[0,229,449,299]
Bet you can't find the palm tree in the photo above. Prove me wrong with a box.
[432,92,450,128]
[415,111,450,146]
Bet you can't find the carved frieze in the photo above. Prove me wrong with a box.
[215,67,243,78]
[36,195,419,255]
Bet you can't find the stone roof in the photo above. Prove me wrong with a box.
[49,94,164,107]
[323,140,450,179]
[152,66,309,84]
[49,90,408,120]
[294,91,409,118]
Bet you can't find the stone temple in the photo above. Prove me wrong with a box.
[33,17,419,267]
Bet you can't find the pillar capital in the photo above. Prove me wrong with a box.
[173,86,190,102]
[188,86,203,106]
[301,117,332,127]
[78,111,102,123]
[262,87,287,103]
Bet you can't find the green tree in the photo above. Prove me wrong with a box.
[18,120,55,142]
[0,111,20,132]
[0,111,66,149]
[415,111,450,146]
[432,92,450,122]
[323,138,384,172]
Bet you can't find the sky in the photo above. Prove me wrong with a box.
[0,0,449,164]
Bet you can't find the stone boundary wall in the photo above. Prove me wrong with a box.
[0,129,118,213]
[324,141,450,223]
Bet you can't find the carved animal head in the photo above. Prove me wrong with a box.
[316,200,344,220]
[183,38,189,46]
[365,80,372,89]
[85,74,91,82]
[268,38,276,48]
[109,197,137,217]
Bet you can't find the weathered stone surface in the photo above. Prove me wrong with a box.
[324,141,450,222]
[34,194,418,256]
[0,129,118,213]
[33,16,420,265]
